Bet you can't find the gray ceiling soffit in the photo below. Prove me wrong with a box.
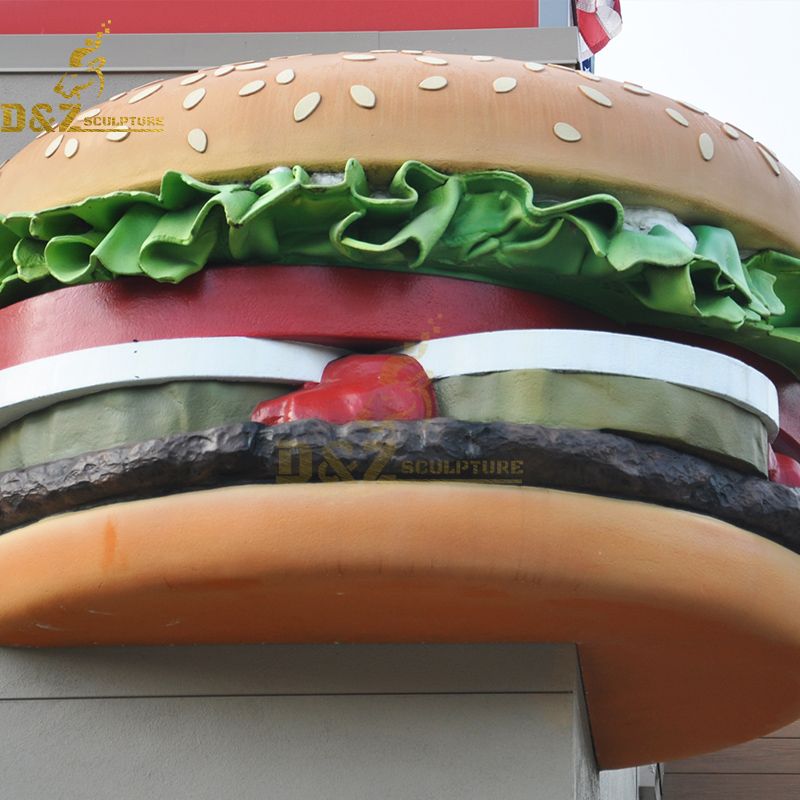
[0,29,580,72]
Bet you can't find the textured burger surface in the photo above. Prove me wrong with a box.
[0,52,798,254]
[0,419,797,553]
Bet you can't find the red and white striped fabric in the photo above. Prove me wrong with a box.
[576,0,623,58]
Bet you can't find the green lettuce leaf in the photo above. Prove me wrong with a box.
[2,158,800,374]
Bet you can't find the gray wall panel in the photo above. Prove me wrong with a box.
[0,643,648,798]
[0,30,580,71]
[0,695,572,800]
[0,692,576,799]
[0,645,588,799]
[0,643,578,698]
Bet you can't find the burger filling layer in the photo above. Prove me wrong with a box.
[1,159,800,376]
[0,371,769,476]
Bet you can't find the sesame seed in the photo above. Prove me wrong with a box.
[678,99,706,115]
[188,128,208,153]
[293,91,321,122]
[350,84,376,108]
[578,84,612,107]
[106,128,129,142]
[238,79,266,97]
[554,122,582,142]
[493,76,517,94]
[44,134,64,157]
[416,55,448,66]
[75,107,101,121]
[623,83,651,96]
[128,84,162,104]
[418,75,448,91]
[665,108,689,127]
[759,142,780,161]
[182,88,206,110]
[180,73,206,85]
[721,123,740,140]
[699,132,715,161]
[758,145,781,176]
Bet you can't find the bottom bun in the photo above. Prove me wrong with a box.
[0,481,799,768]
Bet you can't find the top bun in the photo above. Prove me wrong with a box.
[1,51,798,255]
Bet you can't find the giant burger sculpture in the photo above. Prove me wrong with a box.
[0,52,798,768]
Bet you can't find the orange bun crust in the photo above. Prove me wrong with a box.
[0,481,798,768]
[0,53,798,254]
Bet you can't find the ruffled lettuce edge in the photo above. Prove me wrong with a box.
[1,158,799,375]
